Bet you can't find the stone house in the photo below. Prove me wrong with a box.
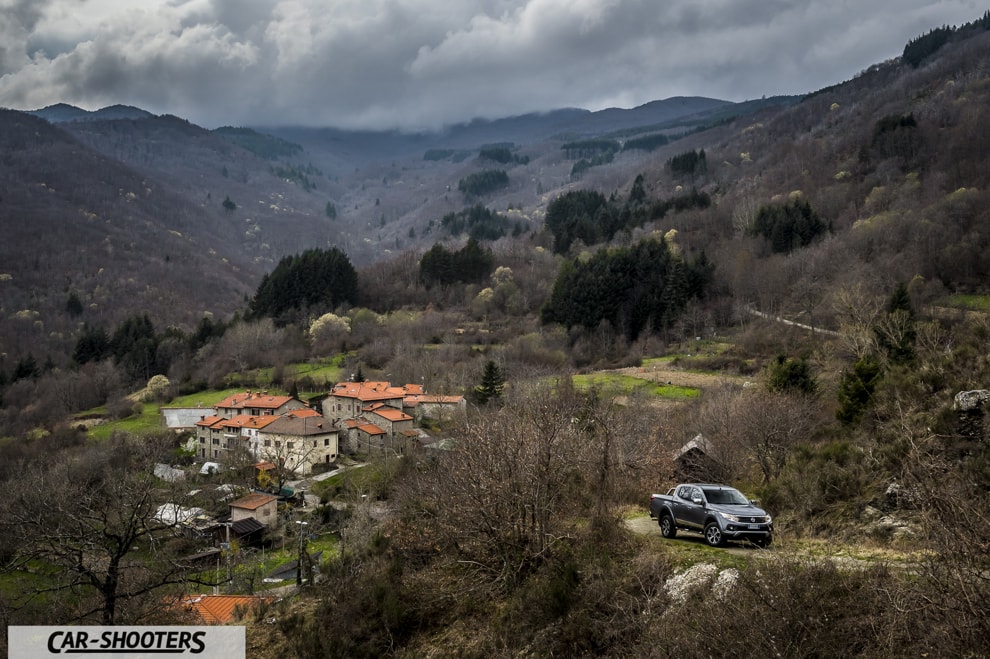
[228,492,278,530]
[345,419,389,455]
[366,404,415,436]
[322,381,408,423]
[324,381,445,456]
[194,414,279,461]
[215,391,306,419]
[254,409,339,475]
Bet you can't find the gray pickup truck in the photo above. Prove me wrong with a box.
[649,483,773,547]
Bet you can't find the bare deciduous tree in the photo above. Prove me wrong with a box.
[398,380,674,588]
[0,433,209,625]
[733,390,819,483]
[829,283,884,359]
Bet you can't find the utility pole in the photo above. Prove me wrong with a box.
[295,520,309,586]
[222,522,233,593]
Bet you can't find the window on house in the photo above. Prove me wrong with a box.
[324,438,330,446]
[275,440,281,448]
[264,440,271,447]
[287,442,294,450]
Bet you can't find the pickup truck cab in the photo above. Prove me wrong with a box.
[649,483,773,547]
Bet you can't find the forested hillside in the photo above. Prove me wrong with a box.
[3,12,990,657]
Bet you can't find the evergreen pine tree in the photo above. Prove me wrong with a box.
[836,354,883,425]
[473,360,505,405]
[877,282,917,365]
[765,354,818,395]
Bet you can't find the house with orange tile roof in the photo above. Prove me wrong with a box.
[229,492,278,529]
[352,422,388,454]
[323,381,407,422]
[215,390,306,419]
[191,391,338,475]
[194,413,280,461]
[367,406,414,436]
[324,381,443,456]
[254,411,339,475]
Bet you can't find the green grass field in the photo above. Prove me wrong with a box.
[944,293,990,310]
[81,354,348,440]
[571,373,700,400]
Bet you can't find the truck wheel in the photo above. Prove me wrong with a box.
[658,514,677,539]
[704,523,725,547]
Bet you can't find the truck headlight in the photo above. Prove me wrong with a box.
[718,512,741,522]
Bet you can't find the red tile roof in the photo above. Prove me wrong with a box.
[218,414,280,430]
[195,414,225,427]
[217,391,298,410]
[216,393,250,408]
[229,492,277,511]
[331,381,404,402]
[181,594,268,624]
[371,408,413,422]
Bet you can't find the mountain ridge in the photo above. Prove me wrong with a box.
[3,19,990,376]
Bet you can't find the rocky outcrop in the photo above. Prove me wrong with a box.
[954,390,990,440]
[953,390,990,411]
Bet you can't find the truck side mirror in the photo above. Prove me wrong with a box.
[692,497,703,505]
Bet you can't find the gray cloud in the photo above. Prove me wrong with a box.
[0,0,981,130]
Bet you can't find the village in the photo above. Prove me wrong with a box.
[151,381,466,622]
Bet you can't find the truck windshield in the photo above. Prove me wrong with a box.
[703,488,749,505]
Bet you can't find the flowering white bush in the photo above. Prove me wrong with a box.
[663,562,738,605]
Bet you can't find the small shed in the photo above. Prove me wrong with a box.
[674,434,720,482]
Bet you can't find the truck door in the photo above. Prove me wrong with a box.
[680,485,707,530]
[672,486,700,529]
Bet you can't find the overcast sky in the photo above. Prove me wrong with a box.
[0,0,983,131]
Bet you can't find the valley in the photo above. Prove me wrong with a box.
[2,14,990,657]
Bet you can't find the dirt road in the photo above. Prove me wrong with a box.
[626,513,759,556]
